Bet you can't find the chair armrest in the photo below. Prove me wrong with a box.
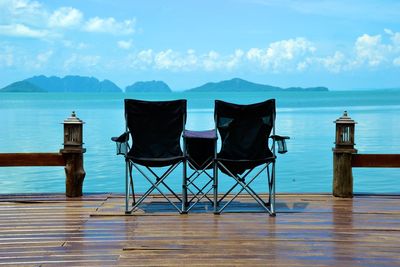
[270,135,290,154]
[270,135,290,141]
[111,132,129,143]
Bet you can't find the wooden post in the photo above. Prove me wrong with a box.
[333,152,353,197]
[60,111,86,197]
[332,111,357,198]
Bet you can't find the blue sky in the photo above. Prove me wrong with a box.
[0,0,399,90]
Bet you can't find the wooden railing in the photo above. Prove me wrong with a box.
[0,112,86,197]
[0,153,65,166]
[352,154,400,168]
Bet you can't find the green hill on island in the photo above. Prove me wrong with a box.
[0,75,122,93]
[0,81,46,92]
[125,80,171,93]
[187,78,328,92]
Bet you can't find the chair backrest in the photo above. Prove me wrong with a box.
[215,99,275,161]
[125,99,186,159]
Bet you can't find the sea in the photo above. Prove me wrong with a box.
[0,90,399,194]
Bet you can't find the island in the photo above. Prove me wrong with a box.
[0,75,122,93]
[0,76,329,93]
[186,78,328,92]
[125,80,172,93]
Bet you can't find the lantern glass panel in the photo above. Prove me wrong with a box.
[339,126,350,143]
[64,125,82,145]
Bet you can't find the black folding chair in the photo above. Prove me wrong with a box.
[183,129,217,212]
[112,99,187,214]
[213,99,289,216]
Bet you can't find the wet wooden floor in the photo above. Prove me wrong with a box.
[1,193,400,266]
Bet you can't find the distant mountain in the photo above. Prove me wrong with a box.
[27,75,122,92]
[0,76,329,93]
[0,80,46,92]
[125,80,172,93]
[0,75,122,93]
[187,78,329,92]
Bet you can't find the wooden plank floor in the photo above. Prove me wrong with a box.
[1,194,400,266]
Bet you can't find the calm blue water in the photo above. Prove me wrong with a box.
[0,91,399,194]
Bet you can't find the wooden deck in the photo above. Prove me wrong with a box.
[1,194,400,266]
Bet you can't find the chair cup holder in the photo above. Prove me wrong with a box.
[116,142,128,155]
[276,139,288,154]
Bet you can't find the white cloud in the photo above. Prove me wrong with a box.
[0,1,137,39]
[137,49,153,64]
[117,39,133,49]
[122,30,400,73]
[84,17,135,35]
[126,49,154,69]
[48,7,82,28]
[384,28,393,35]
[154,49,180,70]
[152,49,198,71]
[202,50,221,71]
[0,0,48,26]
[246,37,316,72]
[0,23,48,38]
[353,34,388,67]
[0,0,51,38]
[226,49,244,69]
[391,32,400,47]
[318,51,346,73]
[296,58,313,71]
[315,30,400,72]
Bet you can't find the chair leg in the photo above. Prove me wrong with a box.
[213,160,219,214]
[186,160,214,206]
[217,162,274,215]
[270,161,276,216]
[129,163,135,205]
[182,161,188,214]
[131,163,182,213]
[125,160,131,214]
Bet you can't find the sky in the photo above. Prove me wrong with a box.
[0,0,399,91]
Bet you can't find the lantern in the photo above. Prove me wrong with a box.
[334,111,357,152]
[63,111,84,150]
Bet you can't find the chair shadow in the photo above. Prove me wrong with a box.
[133,199,309,214]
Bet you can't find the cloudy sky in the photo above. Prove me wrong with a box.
[0,0,399,90]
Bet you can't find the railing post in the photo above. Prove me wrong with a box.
[60,111,86,197]
[332,111,357,198]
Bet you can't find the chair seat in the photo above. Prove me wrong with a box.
[128,156,185,167]
[183,129,217,139]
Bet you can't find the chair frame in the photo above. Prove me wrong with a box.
[113,100,187,214]
[213,100,288,216]
[184,148,215,212]
[182,130,217,212]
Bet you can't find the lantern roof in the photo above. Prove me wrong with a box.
[63,111,84,124]
[334,111,356,124]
